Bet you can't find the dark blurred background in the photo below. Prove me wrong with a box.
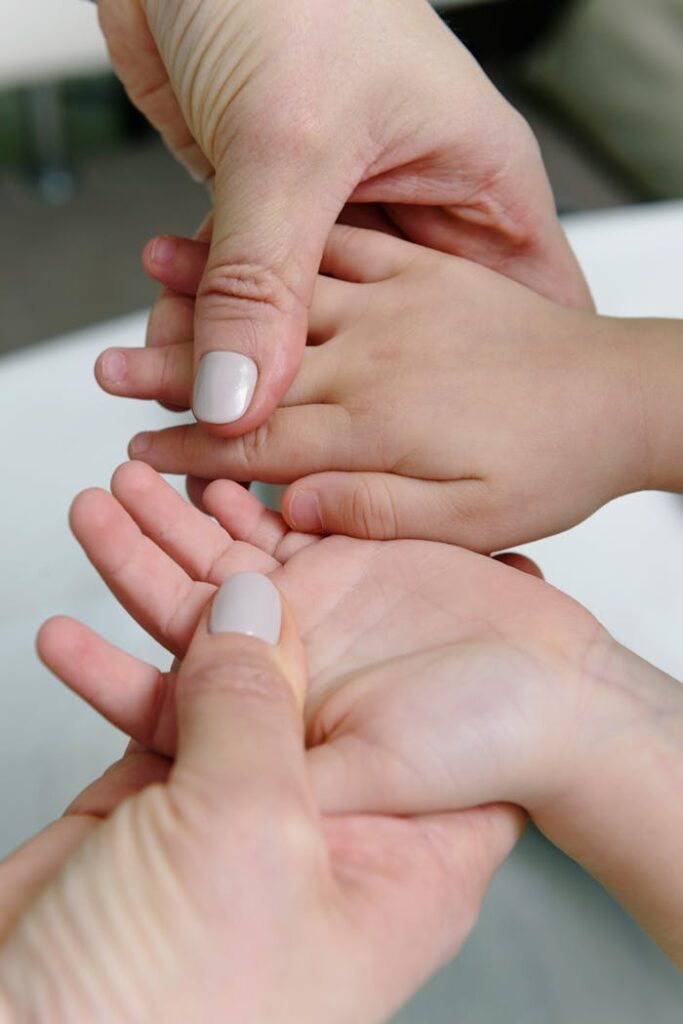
[1,0,681,355]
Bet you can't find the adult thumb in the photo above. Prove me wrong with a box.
[174,573,310,808]
[191,153,343,435]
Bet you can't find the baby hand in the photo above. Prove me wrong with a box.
[98,226,651,552]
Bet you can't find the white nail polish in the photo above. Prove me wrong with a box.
[209,572,281,645]
[193,352,258,425]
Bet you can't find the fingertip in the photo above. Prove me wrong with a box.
[204,478,262,518]
[190,573,307,710]
[128,432,152,459]
[111,458,156,498]
[36,614,72,660]
[282,486,323,534]
[95,348,128,391]
[143,235,177,275]
[36,616,90,680]
[141,236,156,273]
[494,552,544,580]
[192,351,258,429]
[68,487,111,535]
[186,475,211,512]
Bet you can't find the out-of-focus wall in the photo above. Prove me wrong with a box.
[522,0,683,197]
[0,0,107,88]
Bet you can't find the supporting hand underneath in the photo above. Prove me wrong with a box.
[0,566,520,1023]
[95,0,590,434]
[37,463,683,966]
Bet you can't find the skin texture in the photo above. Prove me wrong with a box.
[32,464,683,964]
[99,227,650,551]
[0,579,522,1024]
[95,0,591,434]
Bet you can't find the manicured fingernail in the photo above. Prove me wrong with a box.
[129,432,151,455]
[193,352,258,425]
[150,236,176,265]
[209,572,281,644]
[99,349,127,384]
[288,490,322,532]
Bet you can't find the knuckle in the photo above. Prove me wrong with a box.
[237,802,322,872]
[191,648,293,712]
[249,98,329,165]
[146,292,193,347]
[332,223,360,261]
[511,110,541,162]
[180,425,199,463]
[158,346,176,397]
[167,787,322,893]
[347,477,399,540]
[442,482,495,550]
[199,261,301,319]
[237,420,273,470]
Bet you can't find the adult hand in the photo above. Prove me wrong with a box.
[96,0,591,433]
[0,572,520,1023]
[40,463,683,965]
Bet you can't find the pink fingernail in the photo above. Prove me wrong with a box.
[99,349,127,384]
[288,490,322,532]
[129,432,152,456]
[150,236,176,265]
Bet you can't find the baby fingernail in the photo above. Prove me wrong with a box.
[129,432,151,455]
[99,349,127,384]
[209,572,281,645]
[149,236,176,265]
[288,490,322,533]
[192,352,258,425]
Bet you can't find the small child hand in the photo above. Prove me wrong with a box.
[98,226,670,552]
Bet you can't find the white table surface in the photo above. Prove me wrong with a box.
[1,201,682,1019]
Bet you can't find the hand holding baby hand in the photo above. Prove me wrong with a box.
[99,226,649,552]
